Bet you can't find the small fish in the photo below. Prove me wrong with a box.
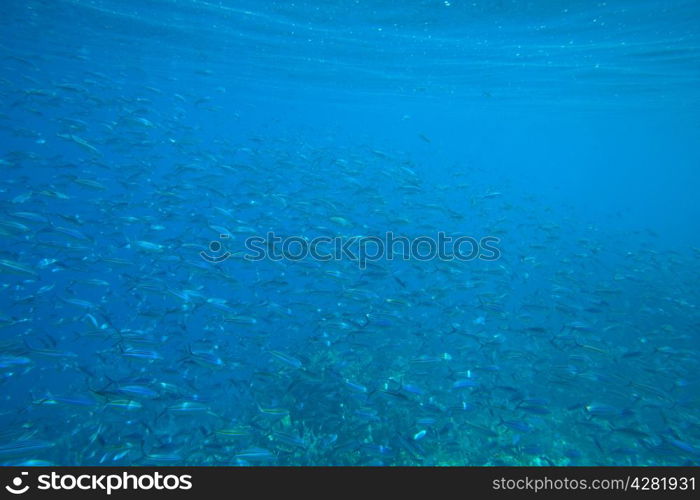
[105,400,143,410]
[135,240,164,252]
[235,447,275,461]
[0,259,37,277]
[117,385,159,398]
[223,315,257,325]
[10,211,49,223]
[53,226,91,241]
[413,430,427,441]
[0,355,32,369]
[330,216,352,227]
[257,405,290,417]
[62,298,95,309]
[58,133,101,155]
[167,401,209,413]
[269,350,303,369]
[73,178,107,190]
[0,440,54,457]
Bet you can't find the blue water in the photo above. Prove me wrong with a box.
[0,0,699,466]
